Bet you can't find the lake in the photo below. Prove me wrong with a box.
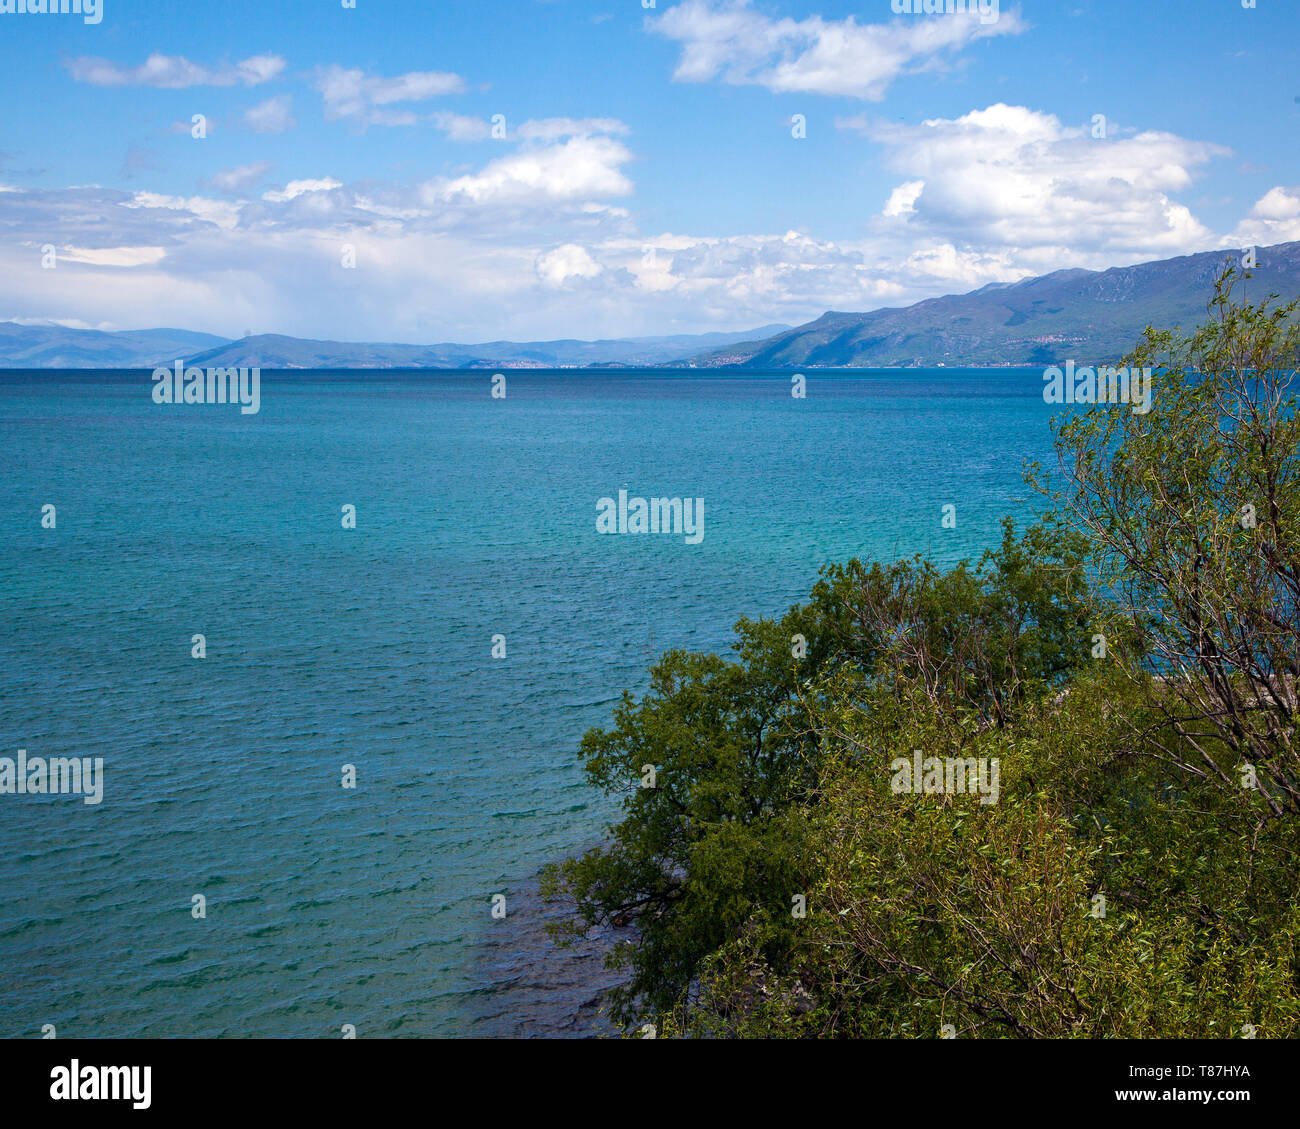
[0,366,1055,1036]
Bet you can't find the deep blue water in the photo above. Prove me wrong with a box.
[0,367,1054,1037]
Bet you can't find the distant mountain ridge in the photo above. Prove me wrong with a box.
[0,323,790,370]
[684,241,1300,368]
[0,324,230,369]
[184,327,792,370]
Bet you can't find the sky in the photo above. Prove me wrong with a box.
[1,0,1298,343]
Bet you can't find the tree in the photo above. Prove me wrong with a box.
[544,521,1095,1030]
[1043,264,1300,819]
[540,604,826,1028]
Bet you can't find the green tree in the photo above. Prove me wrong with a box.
[1043,264,1300,818]
[544,521,1094,1030]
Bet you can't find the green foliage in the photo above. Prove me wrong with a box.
[1043,265,1300,815]
[539,604,826,1026]
[543,519,1097,1030]
[816,515,1095,726]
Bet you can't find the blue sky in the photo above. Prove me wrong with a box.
[1,0,1298,342]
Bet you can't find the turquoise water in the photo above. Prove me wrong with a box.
[0,367,1053,1037]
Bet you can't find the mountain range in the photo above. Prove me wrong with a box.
[685,242,1300,368]
[0,323,789,370]
[0,324,230,369]
[3,241,1296,371]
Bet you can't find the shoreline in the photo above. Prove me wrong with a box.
[465,861,633,1038]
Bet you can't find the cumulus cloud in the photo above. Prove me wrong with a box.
[312,65,464,125]
[882,179,924,217]
[430,135,634,206]
[65,53,285,88]
[245,95,295,134]
[536,243,604,286]
[858,103,1228,269]
[650,0,1023,100]
[1231,187,1300,245]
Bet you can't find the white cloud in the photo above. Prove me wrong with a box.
[312,65,464,125]
[516,117,630,141]
[431,114,630,143]
[650,0,1023,100]
[431,135,634,206]
[4,316,116,330]
[245,95,295,134]
[207,162,274,195]
[861,103,1228,266]
[431,112,494,141]
[65,53,285,88]
[123,191,243,231]
[1231,187,1300,245]
[882,179,924,216]
[536,243,604,286]
[261,178,343,203]
[59,245,167,268]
